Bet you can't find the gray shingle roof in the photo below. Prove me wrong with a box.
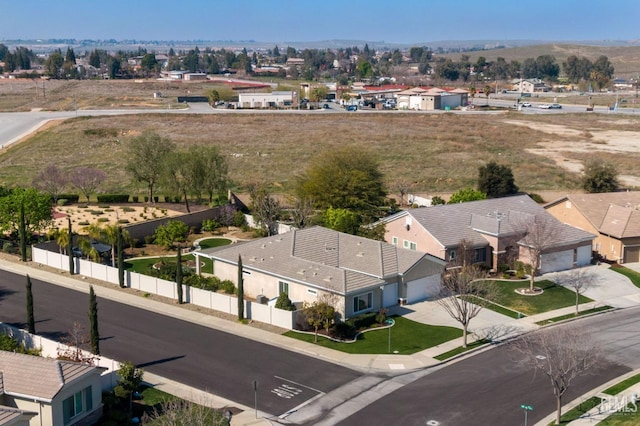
[0,406,37,425]
[200,226,440,295]
[0,351,100,403]
[550,192,640,238]
[386,195,594,249]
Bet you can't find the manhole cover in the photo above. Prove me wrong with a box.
[536,355,547,360]
[426,421,439,426]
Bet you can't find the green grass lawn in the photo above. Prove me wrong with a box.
[197,237,232,249]
[552,396,601,425]
[610,265,640,288]
[463,295,523,319]
[491,279,592,316]
[604,372,640,396]
[125,253,214,275]
[284,316,462,355]
[535,306,613,325]
[597,409,640,425]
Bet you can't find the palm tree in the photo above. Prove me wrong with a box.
[77,237,99,262]
[83,223,103,241]
[49,228,69,255]
[103,224,119,267]
[483,85,492,105]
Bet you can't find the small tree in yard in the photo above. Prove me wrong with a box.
[26,275,35,334]
[154,220,189,249]
[32,163,67,203]
[477,161,519,199]
[512,326,602,425]
[115,361,144,417]
[581,159,619,193]
[303,298,336,343]
[553,267,596,315]
[275,292,296,311]
[437,261,495,348]
[69,167,106,202]
[518,215,557,293]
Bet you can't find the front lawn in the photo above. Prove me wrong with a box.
[434,339,490,361]
[284,316,462,355]
[197,237,232,249]
[535,306,613,325]
[491,279,592,316]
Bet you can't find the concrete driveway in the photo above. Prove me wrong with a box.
[546,264,640,308]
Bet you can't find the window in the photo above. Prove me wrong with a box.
[63,386,92,424]
[474,248,486,262]
[307,288,317,296]
[278,281,289,295]
[392,236,398,246]
[403,240,417,250]
[353,292,373,313]
[449,250,456,260]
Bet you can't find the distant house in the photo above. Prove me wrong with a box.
[545,192,640,263]
[396,87,467,110]
[0,351,104,426]
[379,195,595,273]
[238,91,294,108]
[511,78,550,93]
[195,226,446,317]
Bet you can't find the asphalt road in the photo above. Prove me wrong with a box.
[337,307,640,425]
[0,270,361,417]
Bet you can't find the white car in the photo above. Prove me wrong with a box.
[538,104,551,109]
[522,102,532,107]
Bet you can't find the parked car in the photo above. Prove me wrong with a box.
[538,104,551,109]
[322,103,330,109]
[521,102,532,107]
[549,103,562,109]
[346,105,358,111]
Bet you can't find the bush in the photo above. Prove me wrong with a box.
[153,196,159,203]
[144,196,149,202]
[201,219,221,232]
[346,312,378,330]
[164,195,171,203]
[528,193,545,203]
[275,292,296,311]
[173,196,181,203]
[98,204,110,209]
[233,211,247,227]
[375,308,387,324]
[97,217,109,223]
[78,221,90,226]
[58,193,80,203]
[184,274,221,291]
[97,194,129,203]
[144,235,155,245]
[90,210,104,215]
[219,280,236,294]
[2,242,14,253]
[117,219,130,224]
[329,322,357,340]
[131,196,139,203]
[122,206,135,212]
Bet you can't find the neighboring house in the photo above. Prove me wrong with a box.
[195,226,445,318]
[0,351,104,426]
[379,195,595,274]
[395,87,467,110]
[238,91,294,108]
[0,406,37,426]
[545,192,640,263]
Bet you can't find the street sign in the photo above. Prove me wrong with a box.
[521,404,533,410]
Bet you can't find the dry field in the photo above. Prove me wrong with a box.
[1,109,640,200]
[52,204,182,230]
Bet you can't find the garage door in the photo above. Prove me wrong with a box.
[624,247,640,263]
[540,250,573,274]
[383,283,398,308]
[406,275,440,304]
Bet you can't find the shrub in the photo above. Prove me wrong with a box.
[117,219,130,224]
[184,275,220,291]
[57,198,69,206]
[164,195,171,203]
[201,219,221,232]
[105,208,114,212]
[122,207,135,212]
[90,210,104,215]
[77,204,88,208]
[173,196,181,203]
[329,322,357,340]
[58,193,80,203]
[375,308,388,324]
[219,280,236,294]
[97,194,129,203]
[233,211,247,227]
[528,193,545,203]
[144,235,155,245]
[78,221,90,226]
[2,242,14,253]
[346,312,378,330]
[97,217,109,223]
[98,204,110,209]
[144,196,149,202]
[153,196,159,203]
[275,292,296,311]
[132,196,139,203]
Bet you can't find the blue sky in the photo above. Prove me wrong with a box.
[2,0,638,44]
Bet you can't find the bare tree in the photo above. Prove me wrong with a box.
[394,179,414,208]
[512,326,602,425]
[249,183,281,236]
[32,163,67,203]
[57,321,98,365]
[437,257,496,348]
[553,267,596,315]
[517,214,557,292]
[69,167,106,202]
[141,398,228,425]
[288,195,315,229]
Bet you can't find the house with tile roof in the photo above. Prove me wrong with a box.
[0,351,104,426]
[379,195,595,274]
[195,226,446,318]
[545,192,640,263]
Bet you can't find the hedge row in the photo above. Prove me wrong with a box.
[96,194,130,203]
[58,194,80,203]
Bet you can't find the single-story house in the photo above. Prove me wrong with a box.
[379,195,595,274]
[396,87,467,110]
[238,91,294,108]
[0,351,104,426]
[195,226,446,318]
[545,192,640,263]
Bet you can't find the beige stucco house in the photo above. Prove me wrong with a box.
[545,192,640,263]
[197,226,446,317]
[379,195,595,274]
[0,351,104,426]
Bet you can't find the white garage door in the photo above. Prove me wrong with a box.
[383,283,398,308]
[576,245,592,266]
[540,250,573,274]
[406,275,440,304]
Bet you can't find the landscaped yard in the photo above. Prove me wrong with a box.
[610,265,640,288]
[284,316,462,355]
[125,253,214,275]
[196,237,232,249]
[491,279,592,316]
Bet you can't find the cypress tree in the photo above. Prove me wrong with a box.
[89,286,99,355]
[176,247,183,304]
[26,275,35,334]
[237,255,244,321]
[19,198,27,261]
[67,218,74,275]
[117,226,125,288]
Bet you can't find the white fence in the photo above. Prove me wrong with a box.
[32,247,296,329]
[0,323,120,391]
